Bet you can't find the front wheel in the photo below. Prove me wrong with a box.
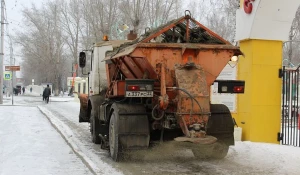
[109,112,122,161]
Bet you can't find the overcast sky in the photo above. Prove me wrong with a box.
[6,0,42,32]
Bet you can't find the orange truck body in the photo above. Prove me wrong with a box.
[78,12,244,161]
[103,15,242,138]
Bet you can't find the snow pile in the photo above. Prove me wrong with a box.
[38,106,123,175]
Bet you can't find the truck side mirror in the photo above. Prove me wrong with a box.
[79,52,86,68]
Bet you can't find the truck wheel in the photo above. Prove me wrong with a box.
[90,111,101,144]
[207,104,234,146]
[192,104,233,159]
[211,141,229,159]
[109,112,122,161]
[192,141,229,159]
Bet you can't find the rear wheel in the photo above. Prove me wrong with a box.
[109,112,122,161]
[192,104,234,159]
[207,104,234,146]
[90,111,101,144]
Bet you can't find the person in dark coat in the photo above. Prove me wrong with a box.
[43,84,51,103]
[14,88,18,96]
[22,87,25,94]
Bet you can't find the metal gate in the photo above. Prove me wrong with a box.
[280,66,300,146]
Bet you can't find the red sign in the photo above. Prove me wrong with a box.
[5,66,20,71]
[244,0,255,14]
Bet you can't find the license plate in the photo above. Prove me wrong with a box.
[125,91,153,97]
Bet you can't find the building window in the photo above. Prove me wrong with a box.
[78,83,81,93]
[83,83,86,94]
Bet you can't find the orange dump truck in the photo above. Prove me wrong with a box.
[78,11,244,161]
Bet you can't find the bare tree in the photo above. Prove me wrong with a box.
[15,0,186,92]
[186,0,239,43]
[284,5,300,67]
[60,0,84,77]
[16,1,68,95]
[119,0,147,33]
[146,0,180,28]
[81,0,119,40]
[60,0,81,64]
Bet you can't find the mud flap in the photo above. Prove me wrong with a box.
[206,104,234,146]
[111,103,150,150]
[79,108,90,122]
[78,94,90,122]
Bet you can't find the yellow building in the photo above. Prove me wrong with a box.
[235,0,299,143]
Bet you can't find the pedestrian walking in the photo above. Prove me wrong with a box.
[43,84,51,103]
[30,87,32,93]
[22,87,25,94]
[14,88,18,96]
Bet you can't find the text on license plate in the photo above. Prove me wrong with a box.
[125,91,153,97]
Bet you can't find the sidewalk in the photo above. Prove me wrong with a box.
[2,95,75,106]
[0,106,92,175]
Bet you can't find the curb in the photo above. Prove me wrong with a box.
[38,106,101,175]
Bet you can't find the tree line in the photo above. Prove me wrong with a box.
[17,0,298,95]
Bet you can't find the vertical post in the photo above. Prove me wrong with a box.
[11,70,13,105]
[9,33,14,97]
[186,18,190,43]
[0,0,4,104]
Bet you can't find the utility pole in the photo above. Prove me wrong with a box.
[0,0,5,104]
[9,35,14,105]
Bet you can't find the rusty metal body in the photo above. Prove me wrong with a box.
[103,14,242,140]
[77,12,244,161]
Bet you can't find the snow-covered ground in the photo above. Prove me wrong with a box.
[1,95,300,175]
[0,106,92,175]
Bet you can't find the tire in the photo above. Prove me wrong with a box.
[79,107,90,123]
[212,141,229,159]
[192,141,229,159]
[207,104,234,146]
[79,109,84,122]
[109,112,122,161]
[90,111,101,144]
[191,104,233,159]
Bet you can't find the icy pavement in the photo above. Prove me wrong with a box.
[38,96,300,175]
[0,106,92,175]
[1,95,300,175]
[2,95,75,106]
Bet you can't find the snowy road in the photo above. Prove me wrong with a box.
[2,95,300,175]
